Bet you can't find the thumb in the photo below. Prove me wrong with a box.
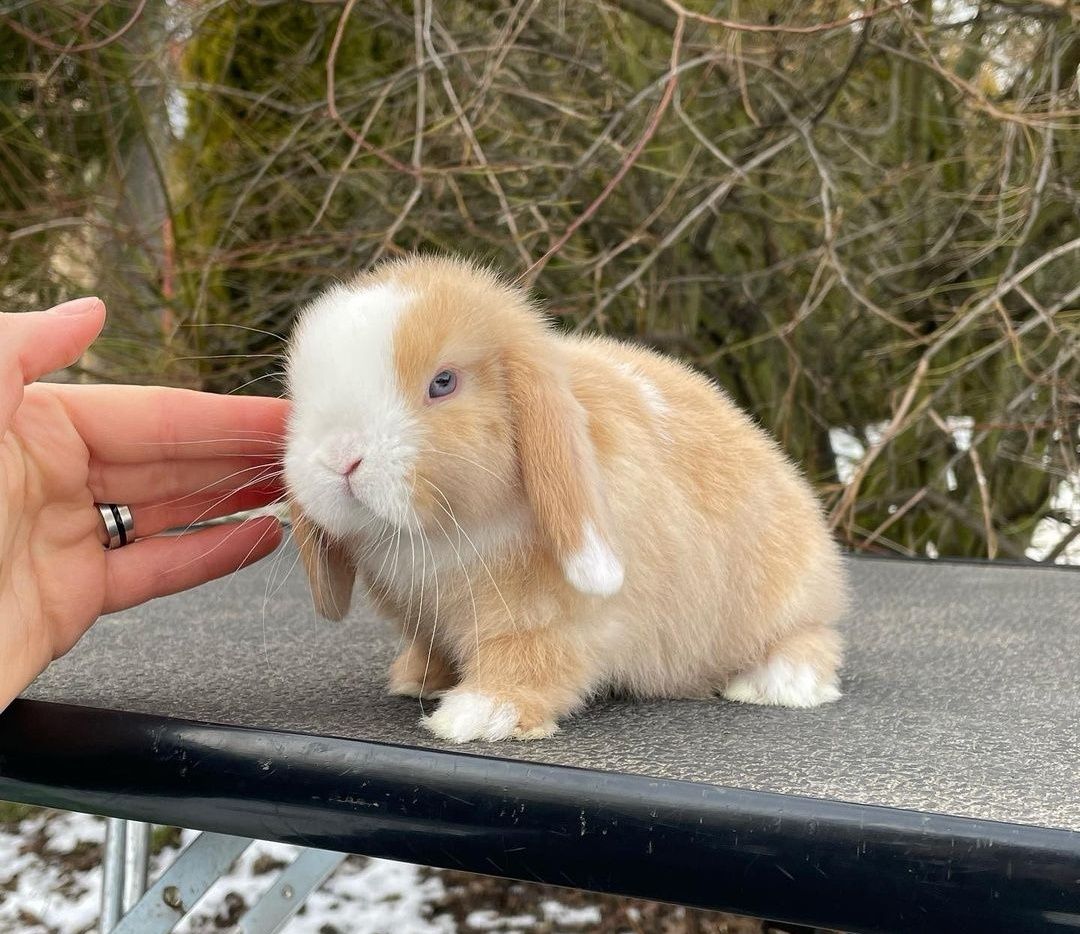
[0,297,106,428]
[8,298,107,383]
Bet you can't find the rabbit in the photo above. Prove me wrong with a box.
[283,254,846,742]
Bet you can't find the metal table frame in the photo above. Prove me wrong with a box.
[99,820,344,934]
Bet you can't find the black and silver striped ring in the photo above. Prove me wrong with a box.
[96,503,135,550]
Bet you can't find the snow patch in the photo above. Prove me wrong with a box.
[0,812,454,934]
[467,909,539,929]
[541,900,603,927]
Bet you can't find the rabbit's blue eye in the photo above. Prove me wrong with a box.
[428,369,457,399]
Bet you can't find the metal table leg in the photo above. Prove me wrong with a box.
[123,821,151,912]
[101,817,127,932]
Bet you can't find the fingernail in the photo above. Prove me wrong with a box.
[48,297,103,316]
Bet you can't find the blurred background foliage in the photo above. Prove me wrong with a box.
[1,0,1077,561]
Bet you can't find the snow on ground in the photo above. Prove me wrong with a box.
[0,811,456,933]
[539,902,602,928]
[0,809,618,934]
[465,910,540,931]
[0,810,104,934]
[0,810,451,933]
[167,830,455,934]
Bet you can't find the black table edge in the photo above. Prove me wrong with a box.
[1,699,1077,933]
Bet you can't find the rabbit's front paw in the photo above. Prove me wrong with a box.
[388,644,456,699]
[512,720,559,740]
[422,690,520,742]
[387,678,447,700]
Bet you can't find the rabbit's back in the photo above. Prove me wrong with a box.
[561,334,846,697]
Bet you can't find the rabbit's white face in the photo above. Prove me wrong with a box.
[284,281,420,538]
[285,256,622,602]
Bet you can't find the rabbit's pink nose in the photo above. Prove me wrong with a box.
[341,457,363,477]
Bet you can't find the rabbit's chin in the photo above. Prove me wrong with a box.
[287,484,408,542]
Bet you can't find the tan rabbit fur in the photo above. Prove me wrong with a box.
[284,255,846,742]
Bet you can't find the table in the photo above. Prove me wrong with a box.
[1,551,1077,933]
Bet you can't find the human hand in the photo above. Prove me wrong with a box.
[1,298,287,711]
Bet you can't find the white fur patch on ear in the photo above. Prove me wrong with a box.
[562,522,624,597]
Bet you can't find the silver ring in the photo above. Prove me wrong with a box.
[96,503,135,550]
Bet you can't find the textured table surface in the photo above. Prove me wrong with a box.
[24,549,1079,833]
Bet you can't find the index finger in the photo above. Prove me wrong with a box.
[47,383,290,462]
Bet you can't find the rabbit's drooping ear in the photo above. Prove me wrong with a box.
[506,350,624,597]
[289,500,357,621]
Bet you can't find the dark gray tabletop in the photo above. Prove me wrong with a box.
[24,550,1080,833]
